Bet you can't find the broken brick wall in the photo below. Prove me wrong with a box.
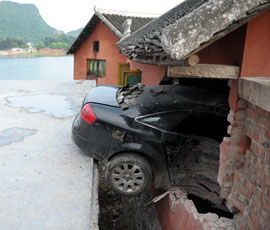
[154,189,233,230]
[218,10,270,229]
[219,92,270,229]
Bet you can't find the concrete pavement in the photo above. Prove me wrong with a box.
[0,81,98,230]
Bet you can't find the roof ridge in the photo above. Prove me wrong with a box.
[94,7,159,18]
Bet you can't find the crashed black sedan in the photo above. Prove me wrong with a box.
[72,83,228,197]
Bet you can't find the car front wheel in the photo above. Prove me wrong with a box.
[107,153,152,196]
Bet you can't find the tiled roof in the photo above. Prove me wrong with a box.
[102,13,154,35]
[117,0,270,65]
[67,8,157,54]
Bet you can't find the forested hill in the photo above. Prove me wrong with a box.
[0,1,58,42]
[66,28,83,38]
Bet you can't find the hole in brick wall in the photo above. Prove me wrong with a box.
[187,194,234,219]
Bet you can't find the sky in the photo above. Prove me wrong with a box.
[11,0,183,32]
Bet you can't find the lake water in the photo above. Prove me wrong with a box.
[0,56,73,80]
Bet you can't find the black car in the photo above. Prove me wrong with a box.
[72,84,228,197]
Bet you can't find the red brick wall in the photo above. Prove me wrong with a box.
[217,11,270,229]
[220,99,270,229]
[153,190,233,230]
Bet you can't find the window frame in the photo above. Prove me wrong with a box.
[87,59,106,77]
[135,110,191,133]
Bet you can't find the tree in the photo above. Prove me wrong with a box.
[50,42,57,49]
[35,42,45,50]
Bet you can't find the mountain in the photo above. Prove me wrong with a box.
[0,1,58,42]
[66,28,83,38]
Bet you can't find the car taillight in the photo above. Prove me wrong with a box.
[80,104,97,125]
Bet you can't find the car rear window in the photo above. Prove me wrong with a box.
[136,111,190,131]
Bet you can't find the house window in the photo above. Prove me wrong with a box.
[93,41,99,53]
[87,59,106,77]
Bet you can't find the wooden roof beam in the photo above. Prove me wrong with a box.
[168,64,240,79]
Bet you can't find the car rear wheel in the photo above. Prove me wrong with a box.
[107,153,152,196]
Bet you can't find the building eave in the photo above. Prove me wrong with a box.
[67,14,100,54]
[117,0,270,65]
[161,0,270,61]
[94,8,123,39]
[67,9,124,55]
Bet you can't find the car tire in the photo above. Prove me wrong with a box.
[107,153,152,196]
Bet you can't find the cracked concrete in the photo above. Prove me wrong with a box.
[0,80,97,230]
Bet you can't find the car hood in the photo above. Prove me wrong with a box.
[83,85,119,107]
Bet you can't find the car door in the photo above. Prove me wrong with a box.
[161,111,225,203]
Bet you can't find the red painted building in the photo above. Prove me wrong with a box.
[67,8,166,86]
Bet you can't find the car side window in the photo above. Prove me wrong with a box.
[137,111,190,131]
[170,112,227,141]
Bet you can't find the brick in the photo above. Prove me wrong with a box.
[259,116,270,129]
[227,110,234,124]
[229,142,247,156]
[264,130,270,140]
[245,117,256,130]
[228,80,238,112]
[236,99,247,110]
[265,151,270,165]
[234,110,246,125]
[246,108,259,121]
[235,135,251,149]
[264,186,270,200]
[262,142,270,148]
[261,208,269,220]
[257,106,270,119]
[255,125,267,136]
[246,101,255,110]
[245,215,254,230]
[253,194,262,211]
[249,208,262,230]
[258,216,265,228]
[234,173,239,181]
[235,181,252,199]
[260,193,270,210]
[251,140,265,160]
[264,165,270,178]
[246,127,260,143]
[220,187,230,199]
[228,196,246,212]
[238,193,249,206]
[247,181,256,192]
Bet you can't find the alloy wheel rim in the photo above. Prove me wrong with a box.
[111,162,144,193]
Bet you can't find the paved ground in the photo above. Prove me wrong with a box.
[0,81,97,230]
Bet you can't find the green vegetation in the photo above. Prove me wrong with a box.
[0,1,81,51]
[66,28,83,38]
[0,34,76,51]
[37,33,76,50]
[0,37,28,49]
[0,1,58,42]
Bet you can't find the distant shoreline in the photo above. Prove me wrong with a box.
[0,52,67,57]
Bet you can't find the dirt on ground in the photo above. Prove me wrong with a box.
[98,166,160,230]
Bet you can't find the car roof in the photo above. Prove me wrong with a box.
[84,85,119,107]
[118,84,228,115]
